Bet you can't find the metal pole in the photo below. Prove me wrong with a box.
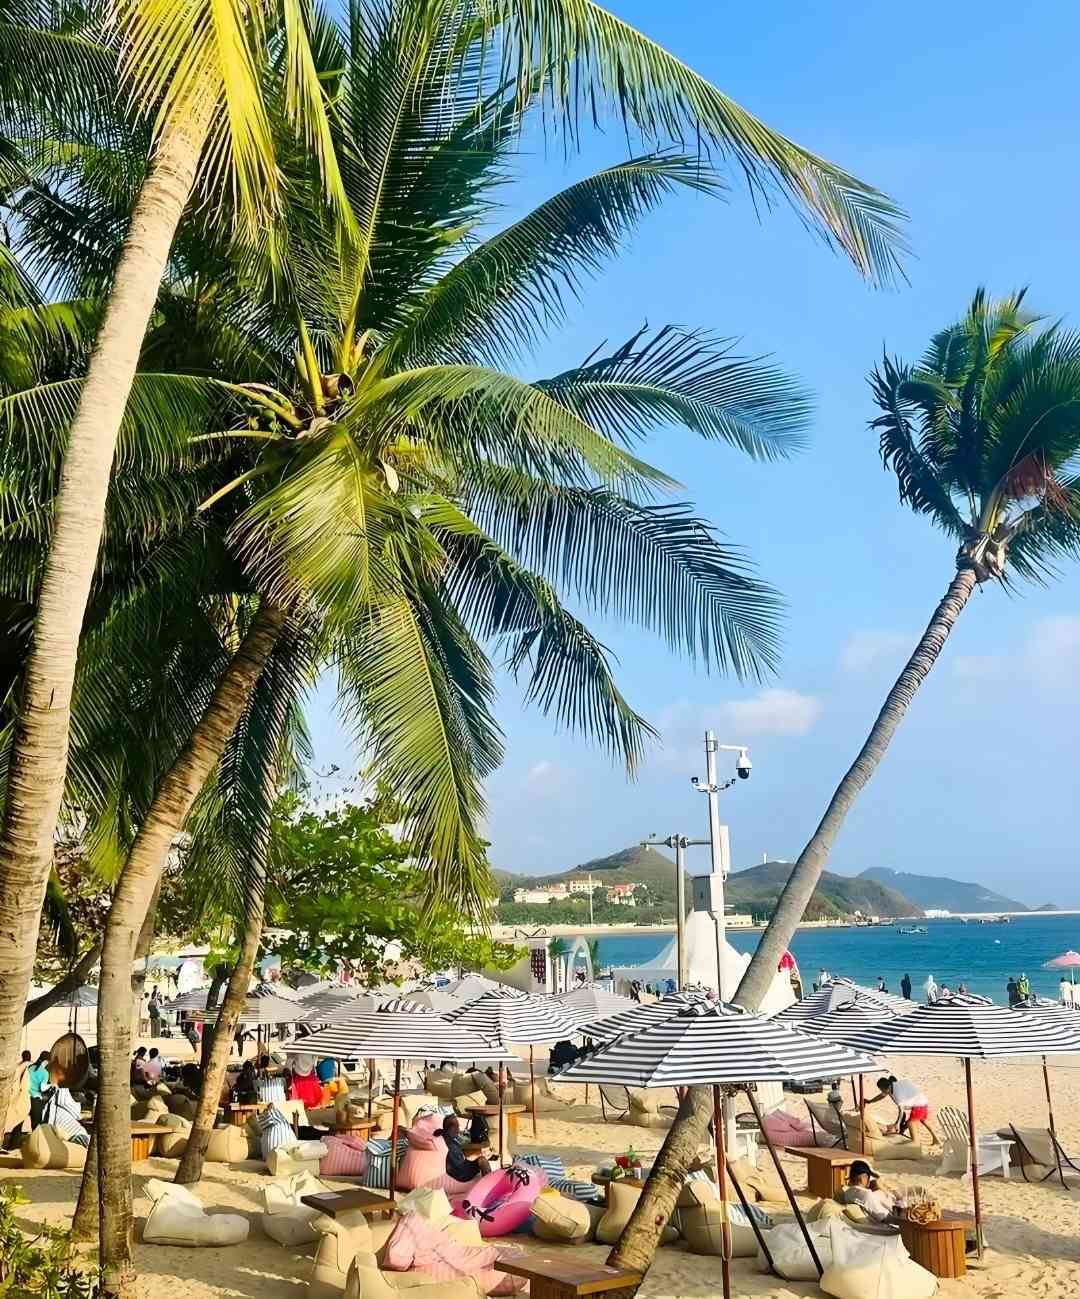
[964,1058,983,1256]
[390,1059,402,1203]
[1042,1057,1065,1186]
[529,1045,537,1137]
[674,836,688,991]
[745,1088,823,1277]
[705,732,725,999]
[712,1086,732,1299]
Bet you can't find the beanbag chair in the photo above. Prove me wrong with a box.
[509,1079,573,1113]
[365,1135,410,1190]
[452,1162,547,1238]
[20,1125,87,1170]
[820,1219,936,1299]
[530,1191,592,1243]
[381,1212,526,1294]
[269,1141,328,1178]
[398,1094,446,1125]
[142,1180,248,1247]
[346,1250,483,1299]
[761,1107,813,1148]
[396,1138,474,1196]
[449,1092,487,1119]
[468,1073,500,1105]
[259,1105,299,1160]
[321,1135,368,1178]
[155,1113,192,1158]
[408,1115,442,1150]
[594,1181,679,1247]
[132,1094,170,1122]
[204,1124,249,1163]
[262,1171,331,1246]
[677,1182,766,1258]
[166,1094,199,1121]
[756,1220,834,1280]
[312,1208,375,1296]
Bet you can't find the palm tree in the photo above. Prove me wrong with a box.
[611,289,1080,1269]
[0,0,905,1129]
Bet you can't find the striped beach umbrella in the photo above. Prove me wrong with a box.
[557,1003,878,1298]
[835,1001,1080,1254]
[298,991,376,1022]
[579,989,711,1042]
[445,988,580,1136]
[252,980,301,1000]
[772,980,905,1023]
[162,987,212,1013]
[550,986,635,1027]
[405,988,462,1013]
[194,993,302,1026]
[442,974,500,1002]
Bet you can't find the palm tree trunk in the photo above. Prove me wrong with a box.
[72,888,159,1244]
[23,942,102,1023]
[0,106,211,1129]
[176,694,283,1186]
[735,564,977,1010]
[609,563,978,1271]
[199,963,231,1071]
[96,604,285,1297]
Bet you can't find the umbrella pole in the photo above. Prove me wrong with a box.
[367,1059,375,1120]
[858,1074,866,1156]
[1041,1056,1065,1186]
[850,1075,858,1109]
[390,1059,402,1204]
[727,1157,774,1274]
[529,1045,537,1137]
[745,1088,823,1278]
[964,1058,983,1257]
[712,1086,731,1299]
[498,1065,505,1167]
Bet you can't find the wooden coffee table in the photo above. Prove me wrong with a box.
[785,1147,855,1198]
[300,1187,395,1221]
[129,1122,164,1161]
[497,1256,643,1299]
[898,1211,975,1279]
[334,1116,379,1139]
[225,1102,267,1127]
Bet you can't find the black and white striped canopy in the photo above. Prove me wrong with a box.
[194,993,302,1026]
[828,1001,1080,1059]
[554,1003,879,1087]
[253,981,301,1001]
[444,987,578,1044]
[773,981,906,1023]
[405,988,463,1013]
[442,974,500,1003]
[789,1001,894,1041]
[296,1005,516,1063]
[163,987,212,1012]
[298,991,376,1021]
[580,990,711,1042]
[551,986,636,1023]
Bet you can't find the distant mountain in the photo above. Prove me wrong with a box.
[1036,902,1061,912]
[858,867,1030,914]
[726,861,921,921]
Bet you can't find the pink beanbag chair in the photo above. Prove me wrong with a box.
[761,1108,814,1147]
[396,1135,474,1195]
[321,1133,369,1176]
[408,1114,442,1149]
[452,1162,547,1237]
[382,1213,525,1294]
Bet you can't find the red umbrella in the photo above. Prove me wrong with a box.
[1044,951,1080,983]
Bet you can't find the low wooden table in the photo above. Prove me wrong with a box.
[785,1146,856,1198]
[300,1188,395,1221]
[898,1212,974,1279]
[464,1104,525,1151]
[497,1256,643,1299]
[129,1121,164,1161]
[225,1102,267,1127]
[334,1116,379,1139]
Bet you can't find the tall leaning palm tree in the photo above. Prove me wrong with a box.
[0,0,906,1124]
[610,289,1080,1269]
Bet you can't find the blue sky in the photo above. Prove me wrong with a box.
[310,2,1080,906]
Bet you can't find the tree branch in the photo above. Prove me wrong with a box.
[23,942,102,1023]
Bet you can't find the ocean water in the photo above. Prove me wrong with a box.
[591,914,1080,1001]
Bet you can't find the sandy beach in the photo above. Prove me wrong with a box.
[4,1042,1080,1299]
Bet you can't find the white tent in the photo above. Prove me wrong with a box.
[610,910,795,1016]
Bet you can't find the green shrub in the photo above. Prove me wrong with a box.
[0,1184,99,1298]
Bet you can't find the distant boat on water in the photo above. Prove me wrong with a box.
[897,925,928,935]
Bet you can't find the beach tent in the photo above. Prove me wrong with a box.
[833,1001,1080,1255]
[609,910,796,1014]
[556,1002,879,1299]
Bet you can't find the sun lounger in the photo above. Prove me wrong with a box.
[599,1085,631,1123]
[804,1100,847,1149]
[1008,1125,1080,1187]
[937,1105,1011,1178]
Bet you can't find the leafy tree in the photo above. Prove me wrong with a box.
[265,791,521,984]
[615,290,1080,1269]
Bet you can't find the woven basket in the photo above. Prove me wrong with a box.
[903,1200,941,1225]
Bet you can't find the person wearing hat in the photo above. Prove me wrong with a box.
[839,1159,899,1222]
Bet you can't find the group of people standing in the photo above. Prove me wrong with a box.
[1006,973,1033,1005]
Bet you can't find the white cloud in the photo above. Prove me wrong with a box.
[524,760,565,791]
[716,688,823,737]
[1025,615,1080,681]
[950,653,1004,681]
[840,630,912,673]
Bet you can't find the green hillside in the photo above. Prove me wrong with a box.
[726,861,921,920]
[858,867,1029,913]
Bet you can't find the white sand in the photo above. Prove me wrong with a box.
[4,1047,1080,1297]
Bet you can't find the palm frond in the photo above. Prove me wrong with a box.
[538,324,810,461]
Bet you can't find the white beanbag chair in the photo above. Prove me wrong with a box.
[820,1220,936,1298]
[312,1208,375,1296]
[268,1140,328,1178]
[757,1219,834,1280]
[262,1171,331,1246]
[20,1125,87,1170]
[156,1113,192,1158]
[142,1180,249,1247]
[203,1124,250,1163]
